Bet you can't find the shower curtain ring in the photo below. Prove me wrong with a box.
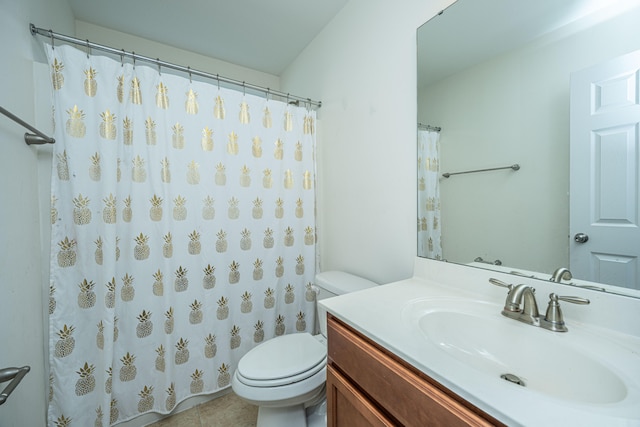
[266,88,270,102]
[86,39,90,58]
[49,29,54,49]
[157,59,161,75]
[120,49,124,67]
[242,81,246,96]
[188,66,192,83]
[132,52,136,69]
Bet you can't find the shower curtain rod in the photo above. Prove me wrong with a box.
[0,106,55,145]
[418,123,441,132]
[30,24,322,108]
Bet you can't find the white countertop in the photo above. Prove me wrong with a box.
[319,258,640,427]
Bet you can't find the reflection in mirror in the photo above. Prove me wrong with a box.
[417,0,640,298]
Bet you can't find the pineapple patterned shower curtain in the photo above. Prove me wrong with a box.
[46,43,316,426]
[417,129,442,259]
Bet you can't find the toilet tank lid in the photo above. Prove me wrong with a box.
[315,270,377,295]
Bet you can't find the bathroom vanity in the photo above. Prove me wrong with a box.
[320,258,640,426]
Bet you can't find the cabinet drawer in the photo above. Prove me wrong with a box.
[327,316,502,427]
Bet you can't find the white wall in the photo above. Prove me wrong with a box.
[0,1,74,425]
[418,6,640,275]
[281,0,455,285]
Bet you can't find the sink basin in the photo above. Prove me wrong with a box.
[404,298,629,404]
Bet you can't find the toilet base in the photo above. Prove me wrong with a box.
[257,404,306,427]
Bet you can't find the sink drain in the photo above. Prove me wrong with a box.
[500,373,525,387]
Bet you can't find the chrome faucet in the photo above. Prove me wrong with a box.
[550,267,572,283]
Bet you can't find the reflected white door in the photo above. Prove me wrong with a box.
[570,49,640,290]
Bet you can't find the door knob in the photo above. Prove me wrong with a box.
[574,233,589,243]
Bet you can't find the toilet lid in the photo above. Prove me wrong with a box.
[237,333,326,382]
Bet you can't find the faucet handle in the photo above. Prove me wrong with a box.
[489,278,512,290]
[541,293,590,332]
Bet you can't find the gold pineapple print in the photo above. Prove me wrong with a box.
[136,310,153,338]
[163,232,173,258]
[205,334,217,358]
[240,291,253,313]
[275,257,284,278]
[254,320,264,343]
[306,282,317,302]
[240,165,251,187]
[156,82,169,109]
[229,260,240,284]
[95,407,103,427]
[54,324,75,357]
[187,160,200,184]
[252,197,263,219]
[275,314,286,336]
[117,75,125,102]
[295,255,305,275]
[253,258,264,280]
[49,285,57,314]
[228,197,240,219]
[217,363,231,388]
[57,237,77,267]
[121,273,135,302]
[216,296,229,320]
[275,198,284,218]
[203,196,215,220]
[152,270,164,296]
[75,362,96,396]
[161,157,171,183]
[263,106,272,128]
[89,152,101,181]
[216,230,228,253]
[295,198,304,218]
[239,101,250,124]
[215,162,226,185]
[134,233,150,260]
[175,266,189,292]
[53,414,71,427]
[189,300,203,324]
[165,384,176,411]
[284,110,293,132]
[105,367,113,393]
[185,88,198,114]
[264,228,274,248]
[172,123,185,149]
[303,170,313,189]
[274,139,283,160]
[190,370,204,394]
[214,95,225,119]
[164,307,174,334]
[284,169,294,189]
[227,131,239,155]
[149,195,163,221]
[240,228,251,250]
[284,226,295,246]
[84,67,98,97]
[99,109,116,139]
[173,195,187,220]
[252,136,262,157]
[137,385,154,413]
[262,168,273,188]
[51,58,64,90]
[113,316,119,342]
[201,126,213,151]
[175,338,190,364]
[130,76,142,104]
[119,352,137,381]
[155,345,165,372]
[96,321,104,350]
[264,287,275,309]
[203,264,216,289]
[66,105,86,137]
[296,311,307,332]
[77,279,96,309]
[145,117,157,145]
[56,151,69,180]
[132,155,147,182]
[304,114,315,134]
[304,226,315,245]
[117,158,122,182]
[72,194,91,225]
[110,398,119,424]
[104,278,116,308]
[294,142,303,161]
[285,284,295,304]
[230,325,241,349]
[120,196,132,223]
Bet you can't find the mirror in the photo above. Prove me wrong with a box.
[417,0,640,298]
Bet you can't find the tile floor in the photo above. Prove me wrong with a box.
[146,392,258,427]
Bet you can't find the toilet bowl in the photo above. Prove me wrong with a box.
[231,271,377,427]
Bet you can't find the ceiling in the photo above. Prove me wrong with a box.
[67,0,348,76]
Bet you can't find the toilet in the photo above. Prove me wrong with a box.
[231,271,377,427]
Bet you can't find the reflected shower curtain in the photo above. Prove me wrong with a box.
[46,43,316,425]
[417,129,442,259]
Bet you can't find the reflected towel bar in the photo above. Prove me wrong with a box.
[442,164,519,178]
[475,257,502,266]
[0,106,55,145]
[0,366,30,405]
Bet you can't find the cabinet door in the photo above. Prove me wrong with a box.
[327,365,396,427]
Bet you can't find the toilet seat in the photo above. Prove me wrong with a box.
[236,333,327,387]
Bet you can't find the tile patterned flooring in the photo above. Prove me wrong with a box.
[147,392,258,427]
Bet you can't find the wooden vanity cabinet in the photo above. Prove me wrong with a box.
[326,315,504,427]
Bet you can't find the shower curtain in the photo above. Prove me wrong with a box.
[46,43,316,426]
[417,128,442,259]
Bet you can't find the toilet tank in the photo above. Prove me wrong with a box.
[314,271,377,337]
